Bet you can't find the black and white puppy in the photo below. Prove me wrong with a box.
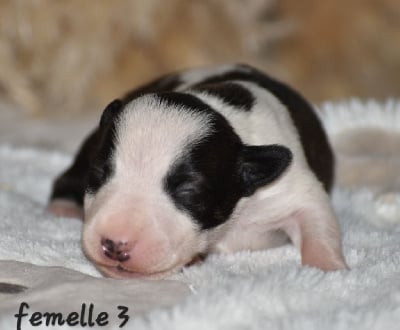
[48,64,347,278]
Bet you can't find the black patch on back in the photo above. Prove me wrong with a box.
[197,64,334,192]
[157,92,215,116]
[161,92,244,230]
[122,73,182,105]
[193,82,255,111]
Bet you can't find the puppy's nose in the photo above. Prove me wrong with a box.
[101,238,130,262]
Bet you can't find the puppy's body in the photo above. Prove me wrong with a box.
[49,64,347,278]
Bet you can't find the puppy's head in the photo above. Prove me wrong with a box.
[82,92,292,278]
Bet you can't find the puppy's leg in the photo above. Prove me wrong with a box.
[284,190,348,271]
[47,128,99,219]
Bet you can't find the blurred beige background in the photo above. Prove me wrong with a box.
[0,0,399,198]
[0,0,399,116]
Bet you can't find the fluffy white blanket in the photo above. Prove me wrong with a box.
[1,100,400,329]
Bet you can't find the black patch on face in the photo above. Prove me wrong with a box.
[85,101,124,195]
[50,100,124,205]
[193,82,255,111]
[50,73,183,206]
[50,128,100,206]
[161,92,245,230]
[99,99,123,127]
[197,64,335,192]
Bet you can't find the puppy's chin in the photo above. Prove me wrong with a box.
[96,264,179,280]
[95,253,207,279]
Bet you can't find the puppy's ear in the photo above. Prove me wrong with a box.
[100,99,123,127]
[240,145,292,196]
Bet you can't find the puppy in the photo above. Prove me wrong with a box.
[48,64,347,278]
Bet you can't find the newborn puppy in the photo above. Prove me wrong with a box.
[48,64,347,278]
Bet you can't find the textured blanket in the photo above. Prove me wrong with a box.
[1,100,400,329]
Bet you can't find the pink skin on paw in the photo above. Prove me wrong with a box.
[47,199,83,220]
[298,213,349,272]
[301,239,348,271]
[284,209,349,272]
